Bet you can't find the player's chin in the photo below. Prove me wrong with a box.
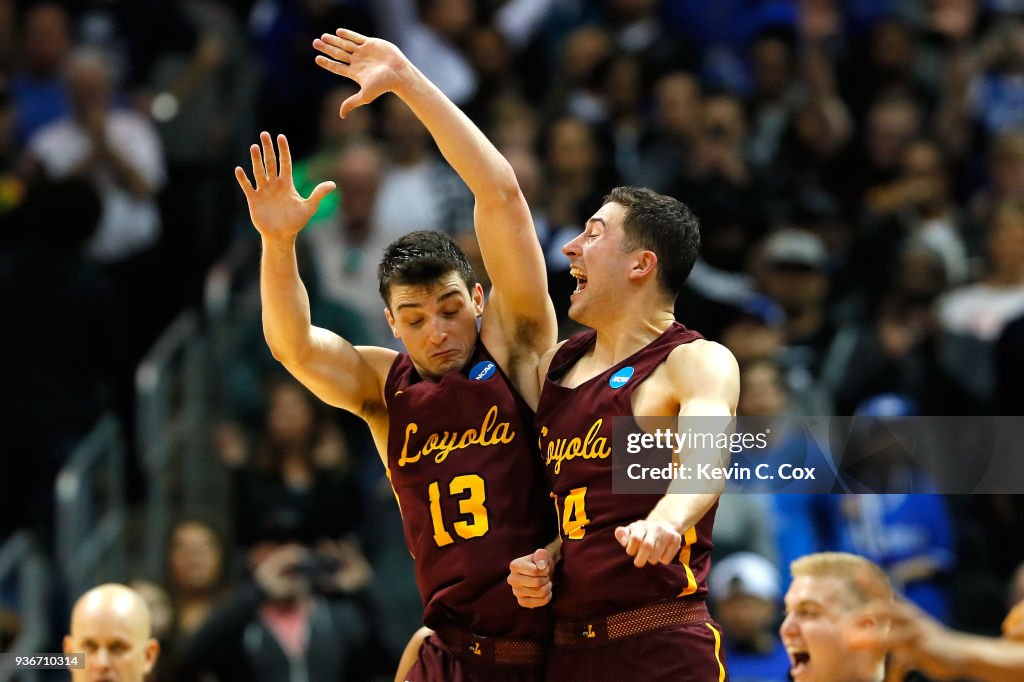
[432,354,466,376]
[566,300,589,324]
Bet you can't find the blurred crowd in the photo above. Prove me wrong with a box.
[2,0,1024,680]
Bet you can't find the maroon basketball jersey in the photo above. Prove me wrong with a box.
[385,341,554,639]
[536,323,717,619]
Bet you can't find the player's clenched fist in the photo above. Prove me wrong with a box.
[507,548,553,608]
[615,520,682,568]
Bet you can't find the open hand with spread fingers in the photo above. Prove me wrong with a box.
[234,131,335,240]
[313,28,410,118]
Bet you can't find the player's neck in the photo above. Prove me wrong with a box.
[590,303,675,368]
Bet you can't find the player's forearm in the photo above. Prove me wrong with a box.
[391,61,520,204]
[647,492,719,536]
[260,236,316,362]
[942,633,1024,680]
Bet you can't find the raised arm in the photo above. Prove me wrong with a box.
[235,132,394,421]
[313,29,556,356]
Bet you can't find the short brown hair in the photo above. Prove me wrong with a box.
[604,186,700,299]
[377,230,476,306]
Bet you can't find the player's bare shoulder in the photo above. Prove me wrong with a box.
[665,340,740,412]
[349,345,400,417]
[537,340,568,385]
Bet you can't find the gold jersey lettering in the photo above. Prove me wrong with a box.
[397,406,515,467]
[541,420,611,474]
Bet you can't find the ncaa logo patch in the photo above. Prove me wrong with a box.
[609,366,634,389]
[469,361,496,381]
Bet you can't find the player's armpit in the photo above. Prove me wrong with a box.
[276,331,395,420]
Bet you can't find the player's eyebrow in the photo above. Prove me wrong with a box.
[785,599,822,612]
[586,217,606,228]
[395,289,462,311]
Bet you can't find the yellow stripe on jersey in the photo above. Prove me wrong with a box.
[677,526,699,596]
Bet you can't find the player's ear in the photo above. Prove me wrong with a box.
[63,634,73,655]
[628,250,658,282]
[472,283,485,316]
[384,307,400,338]
[143,638,160,673]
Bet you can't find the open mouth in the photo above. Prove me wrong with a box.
[569,266,588,296]
[789,651,810,676]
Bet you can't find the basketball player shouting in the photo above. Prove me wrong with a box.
[508,188,739,680]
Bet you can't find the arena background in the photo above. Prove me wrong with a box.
[1,0,1022,680]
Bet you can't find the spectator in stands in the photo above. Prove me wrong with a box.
[25,47,166,267]
[732,356,829,574]
[177,534,381,682]
[165,519,229,638]
[605,0,694,79]
[737,357,789,419]
[721,297,786,368]
[463,24,519,122]
[846,92,921,217]
[856,137,969,299]
[599,54,648,186]
[374,95,474,240]
[543,26,612,124]
[754,228,835,409]
[678,91,769,273]
[709,552,790,682]
[374,0,478,106]
[968,129,1024,257]
[937,198,1024,407]
[631,71,702,193]
[9,2,72,145]
[838,15,932,123]
[217,375,363,548]
[293,84,376,226]
[24,46,169,361]
[305,140,395,345]
[939,198,1024,343]
[939,17,1024,157]
[830,489,955,622]
[747,25,800,172]
[137,0,253,309]
[827,240,951,414]
[828,395,956,622]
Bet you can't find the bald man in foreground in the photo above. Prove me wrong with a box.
[64,583,160,681]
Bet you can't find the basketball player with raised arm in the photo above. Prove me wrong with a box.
[235,28,557,681]
[507,188,739,679]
